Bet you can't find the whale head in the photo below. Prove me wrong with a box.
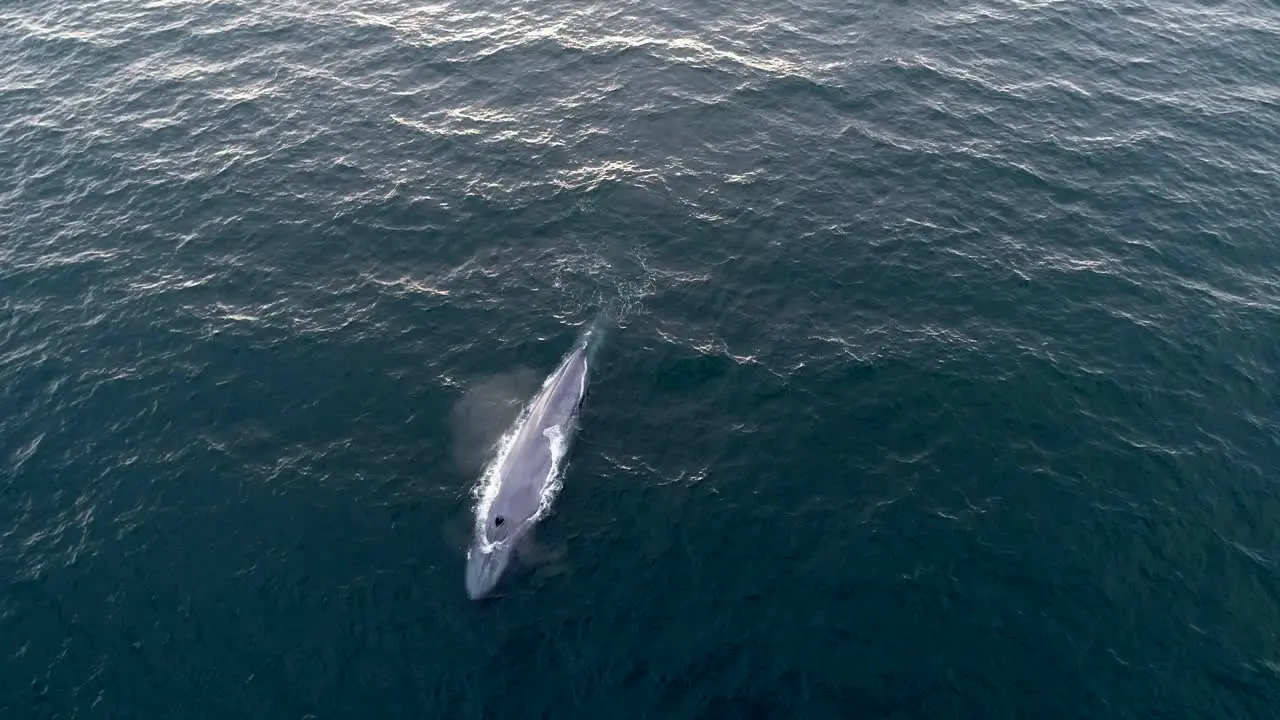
[465,541,513,599]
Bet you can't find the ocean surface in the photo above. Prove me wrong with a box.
[3,0,1279,717]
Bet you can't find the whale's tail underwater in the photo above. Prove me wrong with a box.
[464,327,598,599]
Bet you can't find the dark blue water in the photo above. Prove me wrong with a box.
[3,0,1279,717]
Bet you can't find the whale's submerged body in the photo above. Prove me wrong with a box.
[465,336,591,599]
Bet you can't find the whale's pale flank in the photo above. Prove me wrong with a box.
[465,334,591,599]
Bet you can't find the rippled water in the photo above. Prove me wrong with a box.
[3,0,1279,717]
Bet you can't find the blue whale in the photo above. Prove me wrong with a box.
[465,335,591,599]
